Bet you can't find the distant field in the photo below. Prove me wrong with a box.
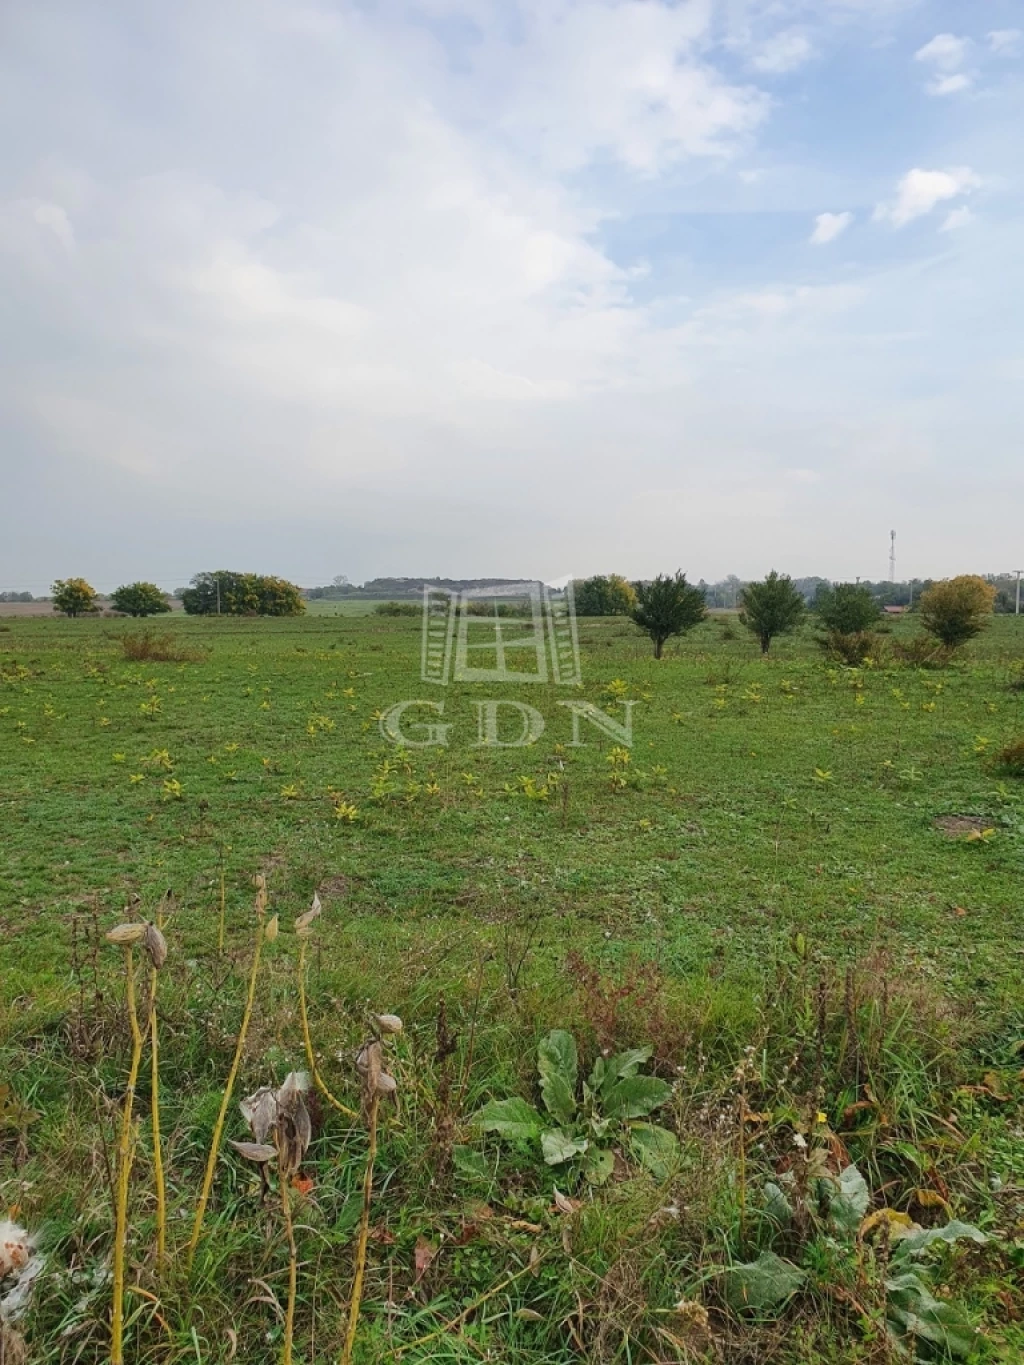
[1,610,1022,1362]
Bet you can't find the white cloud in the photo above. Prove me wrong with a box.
[988,29,1022,55]
[914,34,970,70]
[750,31,814,74]
[874,167,981,228]
[926,72,972,97]
[810,210,853,244]
[940,206,974,232]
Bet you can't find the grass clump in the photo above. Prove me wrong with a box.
[119,629,205,662]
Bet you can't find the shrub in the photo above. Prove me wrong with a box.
[373,601,419,617]
[814,583,880,634]
[918,575,996,648]
[821,630,879,665]
[573,574,637,617]
[629,573,706,658]
[110,582,172,618]
[52,577,99,618]
[120,631,205,663]
[993,737,1024,776]
[739,571,805,654]
[891,636,957,668]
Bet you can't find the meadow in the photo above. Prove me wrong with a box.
[0,609,1022,1363]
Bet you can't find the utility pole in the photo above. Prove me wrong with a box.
[216,575,221,615]
[1015,569,1022,616]
[889,530,896,583]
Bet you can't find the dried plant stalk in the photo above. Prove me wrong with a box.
[279,1154,298,1365]
[298,938,358,1121]
[111,945,147,1365]
[341,1091,379,1365]
[188,888,267,1266]
[149,910,167,1269]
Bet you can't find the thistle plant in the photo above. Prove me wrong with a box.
[188,873,269,1267]
[342,1014,401,1365]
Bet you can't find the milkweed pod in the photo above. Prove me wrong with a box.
[376,1070,398,1096]
[240,1087,279,1143]
[229,1140,277,1164]
[372,1013,403,1035]
[106,923,147,946]
[294,900,321,937]
[144,922,168,969]
[264,914,279,942]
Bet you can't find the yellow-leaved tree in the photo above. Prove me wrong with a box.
[918,575,996,649]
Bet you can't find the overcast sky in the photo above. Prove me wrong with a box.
[2,0,1022,594]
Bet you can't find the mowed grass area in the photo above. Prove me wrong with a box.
[1,611,1023,1362]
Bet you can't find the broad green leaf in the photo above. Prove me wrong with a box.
[603,1074,672,1120]
[763,1181,793,1225]
[723,1252,805,1312]
[829,1163,870,1232]
[584,1146,615,1185]
[896,1220,987,1256]
[629,1123,679,1180]
[452,1146,491,1182]
[589,1047,653,1096]
[538,1030,578,1124]
[541,1128,589,1165]
[474,1097,543,1141]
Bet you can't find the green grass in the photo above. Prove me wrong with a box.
[1,611,1022,1362]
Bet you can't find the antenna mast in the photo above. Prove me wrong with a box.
[889,530,896,583]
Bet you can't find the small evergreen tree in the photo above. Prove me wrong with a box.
[919,576,996,648]
[111,582,172,617]
[52,578,99,618]
[740,571,805,654]
[814,583,880,634]
[629,572,706,658]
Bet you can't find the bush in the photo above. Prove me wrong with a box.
[374,601,419,617]
[918,575,996,648]
[993,737,1024,776]
[891,636,957,669]
[814,583,880,634]
[52,578,99,618]
[120,631,205,663]
[110,582,172,618]
[573,575,637,617]
[820,630,880,665]
[739,571,805,654]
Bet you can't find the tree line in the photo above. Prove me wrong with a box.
[573,571,1002,659]
[47,572,306,618]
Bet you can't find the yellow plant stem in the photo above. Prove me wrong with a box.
[217,858,226,955]
[187,916,265,1268]
[279,1160,297,1365]
[298,939,358,1121]
[341,1092,379,1365]
[112,946,147,1365]
[149,924,166,1271]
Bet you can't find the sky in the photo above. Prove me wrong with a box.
[1,0,1022,594]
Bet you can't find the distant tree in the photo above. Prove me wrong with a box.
[813,582,880,634]
[52,578,99,618]
[181,571,305,617]
[573,574,637,616]
[111,581,172,617]
[0,592,33,602]
[629,572,706,658]
[332,574,350,587]
[740,571,805,654]
[919,575,996,648]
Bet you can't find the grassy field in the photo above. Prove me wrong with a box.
[1,610,1022,1362]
